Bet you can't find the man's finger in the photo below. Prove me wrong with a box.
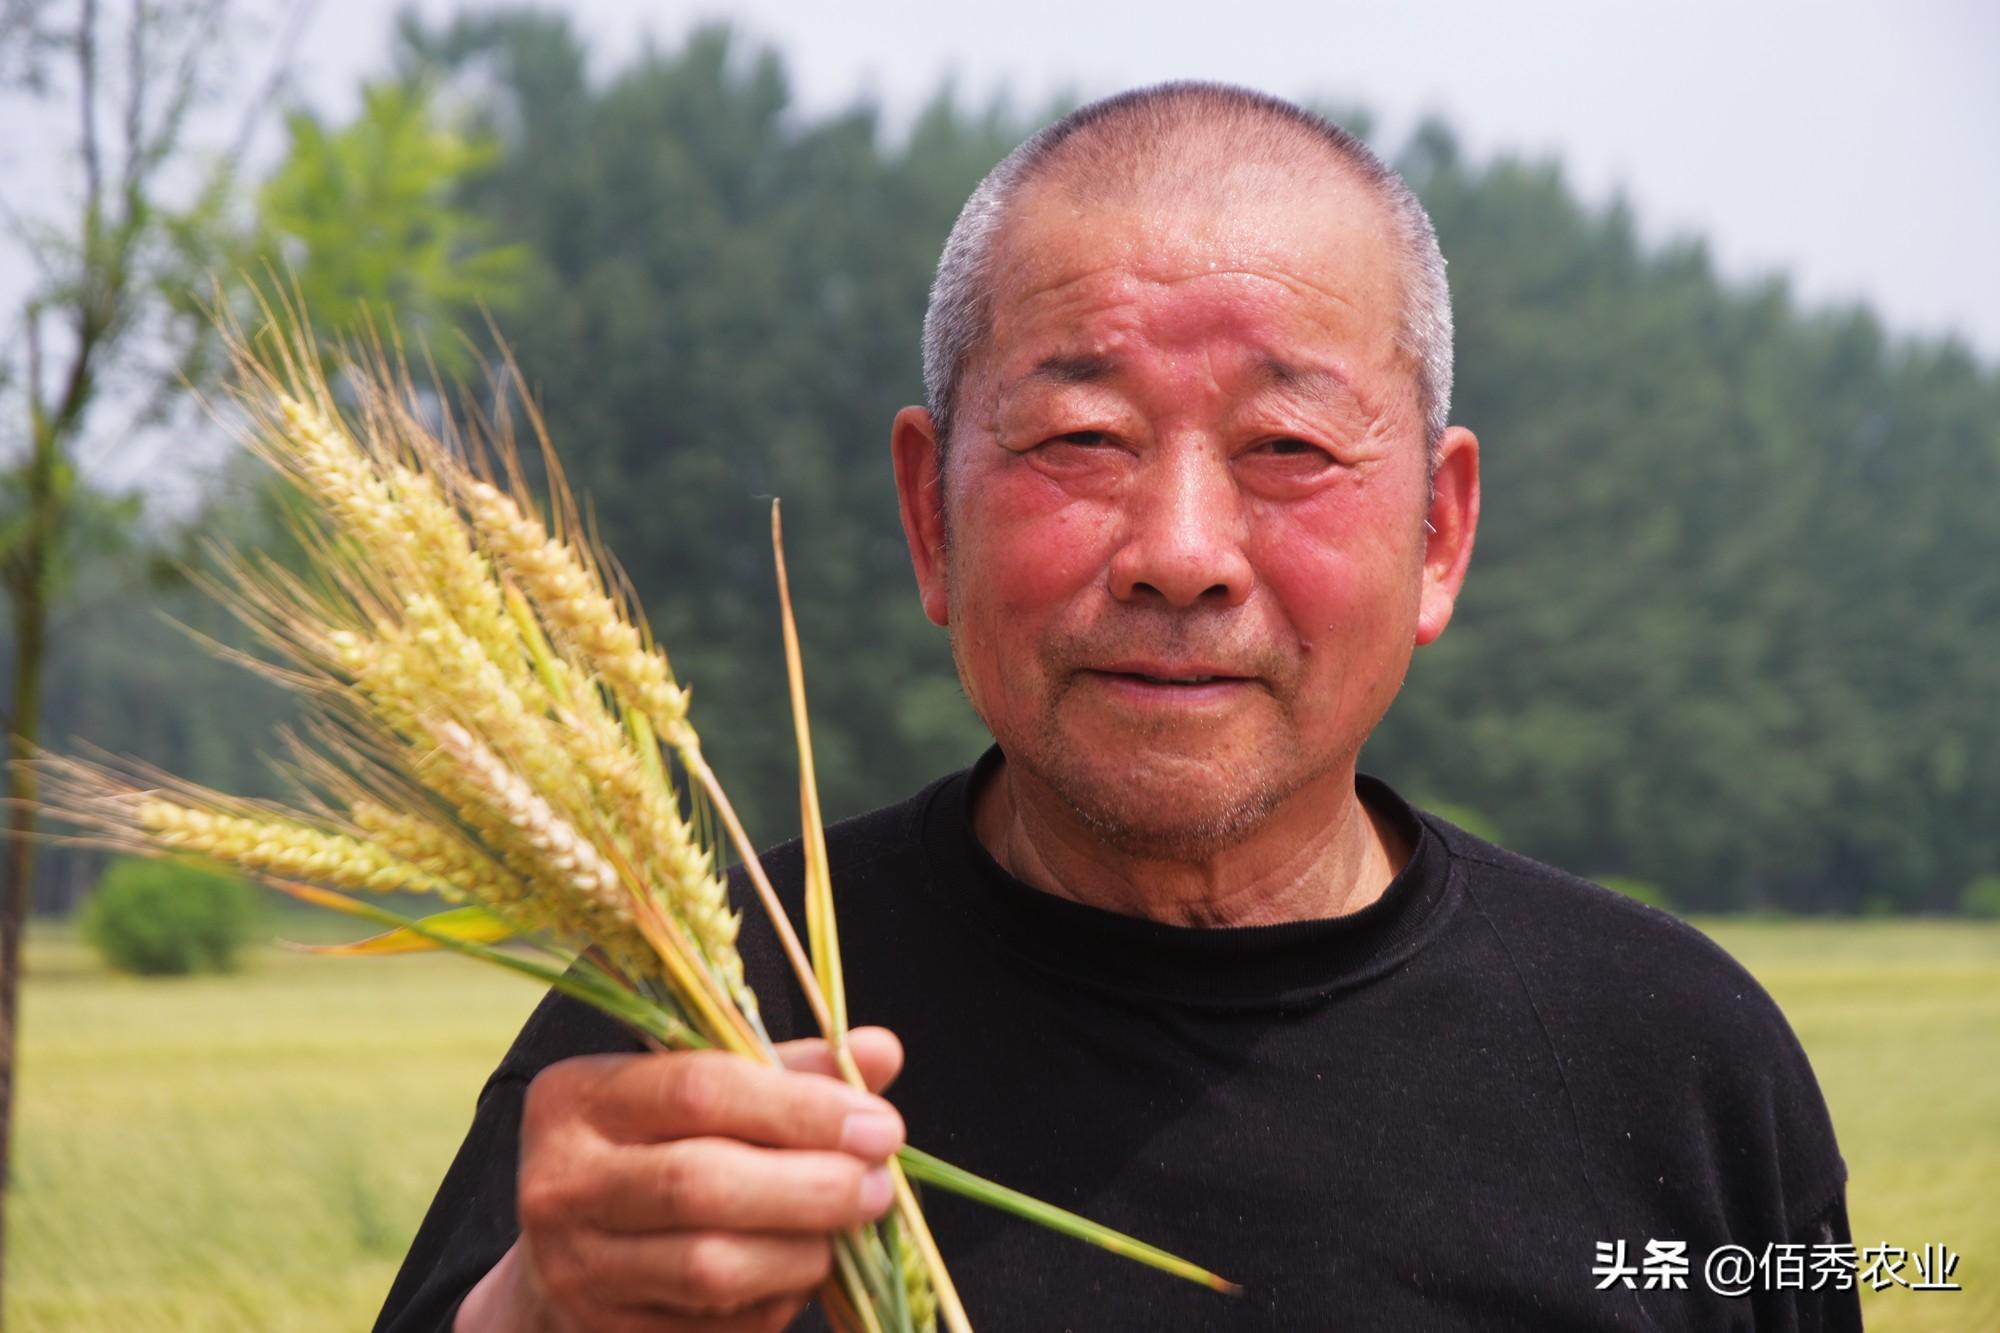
[560,1291,809,1333]
[575,1050,903,1153]
[774,1025,904,1094]
[581,1229,835,1315]
[580,1139,896,1233]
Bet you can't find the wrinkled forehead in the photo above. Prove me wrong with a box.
[977,171,1411,405]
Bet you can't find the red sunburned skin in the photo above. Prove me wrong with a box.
[891,156,1479,882]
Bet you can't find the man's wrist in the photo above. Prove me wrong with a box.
[453,1240,551,1333]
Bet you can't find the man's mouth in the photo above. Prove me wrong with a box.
[1083,662,1257,694]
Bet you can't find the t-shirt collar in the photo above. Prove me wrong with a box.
[915,744,1458,1011]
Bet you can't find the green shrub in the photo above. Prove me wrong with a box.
[1962,874,2000,920]
[82,857,261,976]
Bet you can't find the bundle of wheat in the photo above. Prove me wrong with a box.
[26,297,1233,1332]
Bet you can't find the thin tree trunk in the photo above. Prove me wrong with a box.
[0,0,301,1298]
[0,595,46,1302]
[0,390,63,1302]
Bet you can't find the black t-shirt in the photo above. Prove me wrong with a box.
[377,748,1858,1331]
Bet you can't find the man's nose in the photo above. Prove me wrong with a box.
[1107,444,1254,609]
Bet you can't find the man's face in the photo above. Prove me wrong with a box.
[894,168,1476,857]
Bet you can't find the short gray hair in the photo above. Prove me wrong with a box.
[920,81,1454,462]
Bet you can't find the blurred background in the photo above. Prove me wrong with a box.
[1,1,1994,1328]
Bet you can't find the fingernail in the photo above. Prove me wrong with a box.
[858,1166,893,1216]
[839,1110,904,1159]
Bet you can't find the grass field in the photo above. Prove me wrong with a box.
[6,917,1996,1330]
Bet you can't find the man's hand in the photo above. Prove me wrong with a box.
[456,1027,907,1333]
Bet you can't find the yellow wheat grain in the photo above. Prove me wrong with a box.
[390,463,556,714]
[136,799,436,894]
[402,594,593,812]
[427,720,659,973]
[435,721,623,915]
[462,480,693,748]
[274,398,550,719]
[553,700,745,997]
[349,799,524,906]
[321,625,583,909]
[328,625,630,949]
[329,597,595,844]
[325,629,425,736]
[278,397,413,567]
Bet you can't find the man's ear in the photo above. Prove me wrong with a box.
[1415,425,1479,646]
[891,405,950,627]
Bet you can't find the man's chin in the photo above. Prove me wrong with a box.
[1024,743,1292,861]
[1065,797,1279,861]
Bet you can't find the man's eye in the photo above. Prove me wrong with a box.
[1253,437,1332,460]
[1047,431,1111,448]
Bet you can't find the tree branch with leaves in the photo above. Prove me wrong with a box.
[0,0,314,1292]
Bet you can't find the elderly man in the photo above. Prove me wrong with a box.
[379,84,1856,1332]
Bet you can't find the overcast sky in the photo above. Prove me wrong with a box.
[3,0,1995,426]
[280,0,2000,360]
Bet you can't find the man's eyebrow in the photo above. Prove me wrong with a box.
[1257,356,1357,403]
[1008,353,1360,401]
[1019,353,1121,387]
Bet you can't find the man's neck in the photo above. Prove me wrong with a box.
[970,755,1412,928]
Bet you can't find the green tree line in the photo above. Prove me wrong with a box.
[11,12,1998,915]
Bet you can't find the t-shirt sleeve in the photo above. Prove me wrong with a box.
[1757,1188,1864,1333]
[373,988,647,1333]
